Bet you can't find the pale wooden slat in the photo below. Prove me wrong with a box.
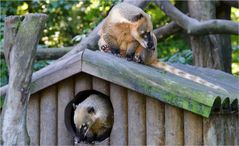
[146,97,165,145]
[165,105,184,145]
[74,73,92,146]
[110,84,128,145]
[92,77,110,145]
[203,114,224,145]
[236,114,239,145]
[40,86,57,145]
[128,90,146,145]
[75,73,92,94]
[57,78,74,145]
[27,93,40,146]
[184,111,203,145]
[224,114,237,145]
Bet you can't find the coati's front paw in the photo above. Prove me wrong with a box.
[100,45,112,53]
[133,55,143,63]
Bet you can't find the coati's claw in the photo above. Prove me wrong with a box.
[100,45,112,53]
[133,55,143,63]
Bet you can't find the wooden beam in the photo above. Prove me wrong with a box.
[81,49,237,117]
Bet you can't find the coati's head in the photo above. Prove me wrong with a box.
[73,94,113,144]
[73,103,97,143]
[130,13,155,50]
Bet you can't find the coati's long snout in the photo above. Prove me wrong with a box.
[146,32,155,50]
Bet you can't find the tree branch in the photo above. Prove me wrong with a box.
[221,0,239,8]
[153,21,181,40]
[155,0,239,35]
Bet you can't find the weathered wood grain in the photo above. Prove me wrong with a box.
[110,84,128,145]
[2,14,47,145]
[146,97,165,145]
[128,90,146,145]
[184,110,203,145]
[40,86,57,145]
[92,77,110,145]
[57,78,74,145]
[75,73,92,94]
[165,105,184,145]
[223,114,237,145]
[0,50,83,97]
[203,114,225,145]
[82,49,238,117]
[27,93,40,146]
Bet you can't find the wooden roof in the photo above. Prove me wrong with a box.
[28,49,238,117]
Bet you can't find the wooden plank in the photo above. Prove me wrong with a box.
[74,73,92,146]
[184,110,203,145]
[165,105,184,145]
[75,73,92,94]
[236,114,239,145]
[57,78,74,145]
[223,114,237,145]
[203,114,224,145]
[92,77,110,145]
[128,90,146,145]
[40,86,57,145]
[146,97,165,145]
[82,49,238,118]
[27,93,40,146]
[110,84,128,145]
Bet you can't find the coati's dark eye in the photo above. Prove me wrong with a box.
[87,107,95,114]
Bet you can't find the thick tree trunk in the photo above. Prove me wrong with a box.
[188,1,226,71]
[1,14,47,145]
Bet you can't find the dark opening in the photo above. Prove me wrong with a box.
[64,90,114,143]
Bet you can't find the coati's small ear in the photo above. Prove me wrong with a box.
[87,106,95,114]
[131,13,143,22]
[73,103,77,109]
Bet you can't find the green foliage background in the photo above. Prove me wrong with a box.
[0,0,238,90]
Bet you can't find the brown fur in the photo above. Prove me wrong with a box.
[73,94,113,143]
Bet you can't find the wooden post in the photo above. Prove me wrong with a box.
[40,86,57,145]
[184,111,203,145]
[165,105,184,145]
[146,97,165,145]
[110,84,128,145]
[57,78,74,145]
[128,90,146,145]
[27,94,40,145]
[1,14,47,145]
[92,77,110,145]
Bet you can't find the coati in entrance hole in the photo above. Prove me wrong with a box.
[73,94,113,144]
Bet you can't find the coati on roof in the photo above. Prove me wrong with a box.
[98,2,228,93]
[98,2,155,61]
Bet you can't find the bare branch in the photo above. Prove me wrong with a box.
[155,0,239,35]
[221,0,239,8]
[153,21,181,40]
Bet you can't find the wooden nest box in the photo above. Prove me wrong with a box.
[24,49,238,145]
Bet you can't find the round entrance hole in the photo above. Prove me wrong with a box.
[64,90,114,144]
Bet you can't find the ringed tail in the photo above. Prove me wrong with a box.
[151,61,228,94]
